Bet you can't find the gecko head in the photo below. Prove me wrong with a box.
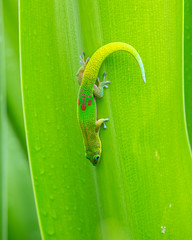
[85,153,100,166]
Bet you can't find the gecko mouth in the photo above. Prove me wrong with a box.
[89,159,98,166]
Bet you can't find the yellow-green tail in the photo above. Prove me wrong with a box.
[81,42,146,89]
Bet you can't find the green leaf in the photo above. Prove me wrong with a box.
[7,119,41,240]
[3,0,26,149]
[20,0,192,239]
[2,0,41,238]
[0,0,7,238]
[184,0,192,147]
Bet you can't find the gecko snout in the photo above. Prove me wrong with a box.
[85,154,100,166]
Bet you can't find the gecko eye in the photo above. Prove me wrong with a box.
[95,156,99,160]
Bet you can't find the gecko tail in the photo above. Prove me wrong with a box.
[137,55,146,84]
[82,42,146,88]
[130,47,146,84]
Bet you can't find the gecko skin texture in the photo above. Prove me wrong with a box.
[76,42,146,166]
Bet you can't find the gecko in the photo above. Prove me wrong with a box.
[76,42,146,166]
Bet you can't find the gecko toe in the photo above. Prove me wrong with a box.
[103,118,109,129]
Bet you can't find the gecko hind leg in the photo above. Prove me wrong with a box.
[93,73,111,98]
[95,118,109,132]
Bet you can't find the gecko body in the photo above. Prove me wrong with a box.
[77,42,146,166]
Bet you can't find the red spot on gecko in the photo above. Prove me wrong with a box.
[78,99,80,105]
[88,100,92,106]
[81,97,86,111]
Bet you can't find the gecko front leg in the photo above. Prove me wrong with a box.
[93,72,111,98]
[95,118,109,132]
[76,51,90,85]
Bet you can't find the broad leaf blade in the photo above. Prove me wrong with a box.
[3,0,26,149]
[2,0,41,238]
[0,0,7,238]
[184,0,192,147]
[19,1,100,239]
[7,119,41,240]
[20,0,192,239]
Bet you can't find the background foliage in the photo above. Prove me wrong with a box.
[1,0,40,239]
[184,0,192,146]
[1,0,192,239]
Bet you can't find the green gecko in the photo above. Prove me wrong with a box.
[77,42,146,166]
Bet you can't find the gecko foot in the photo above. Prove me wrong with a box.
[80,51,90,66]
[96,73,111,89]
[103,118,109,129]
[101,72,111,88]
[95,118,109,132]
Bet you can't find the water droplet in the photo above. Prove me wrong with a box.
[42,210,48,217]
[49,195,54,200]
[35,146,41,152]
[77,227,81,231]
[155,151,160,159]
[47,229,55,236]
[169,203,172,208]
[161,226,166,234]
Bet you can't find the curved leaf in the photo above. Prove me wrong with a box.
[184,0,192,147]
[2,0,41,238]
[0,0,7,238]
[20,0,192,239]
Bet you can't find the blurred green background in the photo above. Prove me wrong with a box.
[1,0,41,239]
[1,0,192,239]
